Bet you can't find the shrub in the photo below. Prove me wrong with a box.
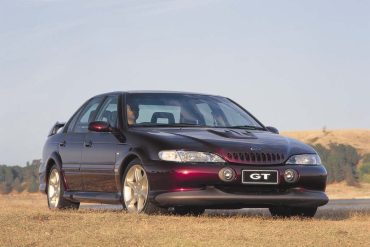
[313,144,360,185]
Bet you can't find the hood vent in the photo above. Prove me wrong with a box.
[224,151,285,165]
[207,129,257,139]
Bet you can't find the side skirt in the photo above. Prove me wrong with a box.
[63,191,122,205]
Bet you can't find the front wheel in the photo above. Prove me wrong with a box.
[122,159,167,214]
[269,206,317,218]
[47,164,80,210]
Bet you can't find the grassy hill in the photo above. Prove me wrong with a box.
[282,129,370,184]
[282,129,370,155]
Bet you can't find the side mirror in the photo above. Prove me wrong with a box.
[88,121,112,132]
[266,126,279,134]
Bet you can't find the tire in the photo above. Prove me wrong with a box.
[269,206,317,218]
[47,164,80,210]
[122,159,167,215]
[172,207,205,216]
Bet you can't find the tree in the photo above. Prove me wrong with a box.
[314,143,360,185]
[28,176,39,193]
[13,177,23,192]
[0,160,41,194]
[359,153,370,183]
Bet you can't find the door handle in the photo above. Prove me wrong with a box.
[59,141,66,147]
[84,140,93,148]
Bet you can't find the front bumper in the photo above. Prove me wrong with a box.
[145,161,327,191]
[143,161,328,208]
[155,187,329,208]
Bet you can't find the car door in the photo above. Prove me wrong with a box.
[81,95,121,192]
[59,96,104,191]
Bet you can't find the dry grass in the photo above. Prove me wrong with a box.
[326,182,370,199]
[2,129,369,246]
[1,194,370,247]
[282,129,370,155]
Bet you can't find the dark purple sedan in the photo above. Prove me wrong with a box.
[39,91,328,217]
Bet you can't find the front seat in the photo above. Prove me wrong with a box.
[151,112,175,124]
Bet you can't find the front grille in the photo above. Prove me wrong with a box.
[223,151,285,165]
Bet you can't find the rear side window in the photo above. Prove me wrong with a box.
[73,97,104,133]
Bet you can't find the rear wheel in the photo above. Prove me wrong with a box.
[47,164,79,210]
[269,206,317,218]
[122,159,167,214]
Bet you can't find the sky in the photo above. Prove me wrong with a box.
[0,0,369,165]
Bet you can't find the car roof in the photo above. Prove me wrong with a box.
[93,90,223,98]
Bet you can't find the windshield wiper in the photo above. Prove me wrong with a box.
[132,123,205,127]
[133,123,265,130]
[227,125,266,130]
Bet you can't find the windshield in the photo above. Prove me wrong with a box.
[126,93,264,129]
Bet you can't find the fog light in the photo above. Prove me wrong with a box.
[284,169,298,183]
[219,167,236,182]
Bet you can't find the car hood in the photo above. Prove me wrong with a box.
[130,128,316,165]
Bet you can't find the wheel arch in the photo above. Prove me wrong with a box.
[115,151,144,191]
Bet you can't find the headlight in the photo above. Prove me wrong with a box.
[285,154,322,165]
[158,150,225,163]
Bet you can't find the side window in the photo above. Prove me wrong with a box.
[73,97,104,133]
[66,108,83,133]
[95,95,119,128]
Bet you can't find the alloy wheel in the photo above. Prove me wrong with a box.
[123,165,149,213]
[48,169,61,208]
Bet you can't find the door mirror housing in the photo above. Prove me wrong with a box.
[88,121,112,132]
[266,126,279,134]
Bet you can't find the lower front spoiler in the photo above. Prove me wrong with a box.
[154,187,329,208]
